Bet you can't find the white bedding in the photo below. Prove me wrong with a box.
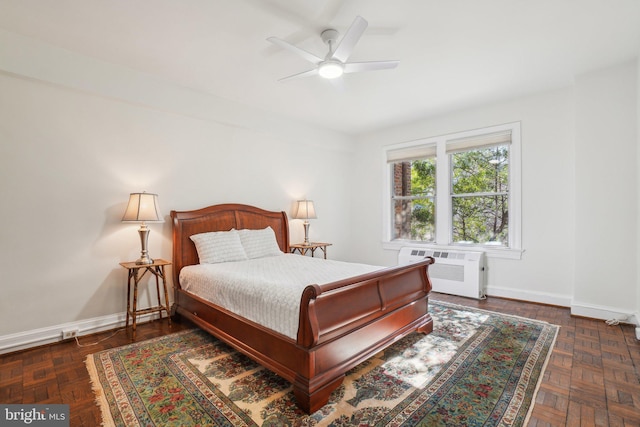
[179,253,383,339]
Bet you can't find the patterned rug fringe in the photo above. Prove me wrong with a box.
[85,352,115,427]
[523,318,559,426]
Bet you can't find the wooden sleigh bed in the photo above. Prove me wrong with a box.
[170,203,435,413]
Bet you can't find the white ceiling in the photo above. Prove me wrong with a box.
[1,0,640,135]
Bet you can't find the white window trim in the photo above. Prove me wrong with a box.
[382,122,523,260]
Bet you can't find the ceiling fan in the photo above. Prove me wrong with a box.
[267,16,399,82]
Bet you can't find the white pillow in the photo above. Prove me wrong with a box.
[190,229,248,264]
[238,227,283,259]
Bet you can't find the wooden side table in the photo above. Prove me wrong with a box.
[120,258,172,338]
[290,242,332,259]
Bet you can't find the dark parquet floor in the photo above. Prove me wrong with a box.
[1,293,639,426]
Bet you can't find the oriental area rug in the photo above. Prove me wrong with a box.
[86,301,558,426]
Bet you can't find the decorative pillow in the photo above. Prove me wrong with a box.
[190,229,248,264]
[238,227,283,259]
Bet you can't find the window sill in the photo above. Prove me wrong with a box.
[382,241,524,260]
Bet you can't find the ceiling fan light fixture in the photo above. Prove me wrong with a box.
[268,16,397,82]
[318,61,344,79]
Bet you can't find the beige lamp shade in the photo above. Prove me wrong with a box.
[122,192,163,223]
[293,200,317,220]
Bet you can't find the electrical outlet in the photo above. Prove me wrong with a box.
[61,328,79,339]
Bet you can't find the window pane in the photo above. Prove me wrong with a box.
[392,159,435,197]
[391,159,436,242]
[452,195,508,245]
[451,145,509,194]
[393,198,435,241]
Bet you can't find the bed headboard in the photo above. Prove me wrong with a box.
[170,203,290,288]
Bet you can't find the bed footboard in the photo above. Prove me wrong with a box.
[294,257,434,413]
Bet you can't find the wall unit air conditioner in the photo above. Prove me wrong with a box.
[398,247,486,299]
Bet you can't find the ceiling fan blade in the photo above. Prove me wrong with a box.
[267,37,323,64]
[278,68,319,82]
[344,60,399,74]
[331,15,368,62]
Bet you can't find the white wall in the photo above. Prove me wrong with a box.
[638,56,640,337]
[637,56,640,337]
[573,62,638,319]
[0,30,356,350]
[352,60,639,320]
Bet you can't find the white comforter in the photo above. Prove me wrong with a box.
[179,253,382,340]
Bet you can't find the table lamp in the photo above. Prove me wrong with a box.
[294,199,317,246]
[122,192,163,265]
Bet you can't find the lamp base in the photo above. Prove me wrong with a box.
[303,221,311,246]
[136,224,154,265]
[135,256,154,265]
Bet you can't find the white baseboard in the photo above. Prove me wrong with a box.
[0,311,162,355]
[486,286,572,307]
[486,287,640,336]
[570,302,636,325]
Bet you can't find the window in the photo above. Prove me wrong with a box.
[390,153,436,242]
[384,123,521,258]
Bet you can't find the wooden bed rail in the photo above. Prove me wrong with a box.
[297,257,434,348]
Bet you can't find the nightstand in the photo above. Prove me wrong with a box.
[290,242,332,259]
[120,258,172,338]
